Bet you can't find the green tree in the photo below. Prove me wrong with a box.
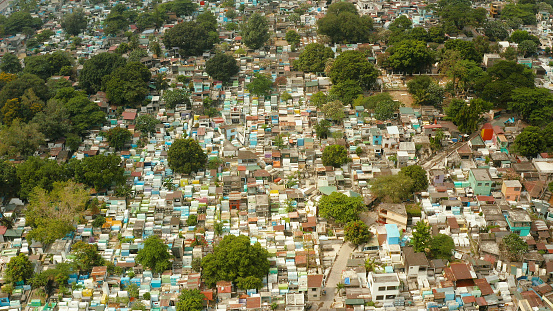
[411,221,431,253]
[329,50,378,90]
[502,233,528,261]
[445,98,492,134]
[508,87,553,123]
[475,60,535,106]
[16,157,68,199]
[163,19,218,57]
[389,15,412,32]
[370,174,414,203]
[0,53,22,74]
[163,89,190,109]
[407,76,444,107]
[135,115,160,137]
[483,21,509,41]
[61,9,88,36]
[72,154,126,190]
[0,119,45,158]
[136,235,172,273]
[384,40,433,74]
[317,2,373,43]
[512,126,545,157]
[321,101,346,122]
[518,40,537,57]
[3,11,41,35]
[25,181,88,245]
[0,73,49,110]
[319,192,365,224]
[246,73,273,96]
[444,39,482,64]
[314,120,331,139]
[285,30,300,48]
[501,3,536,25]
[201,235,270,288]
[162,0,197,16]
[205,53,239,84]
[105,127,132,151]
[176,289,205,311]
[79,53,126,94]
[71,241,105,271]
[104,62,151,107]
[64,95,106,136]
[311,91,328,108]
[168,138,207,175]
[295,43,334,73]
[344,220,371,245]
[329,80,363,106]
[429,234,455,259]
[399,165,428,193]
[5,254,33,284]
[509,30,540,44]
[322,145,350,168]
[236,275,264,290]
[92,216,106,228]
[0,161,19,199]
[241,13,270,49]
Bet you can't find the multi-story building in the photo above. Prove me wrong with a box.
[368,272,401,303]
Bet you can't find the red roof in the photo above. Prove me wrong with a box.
[307,275,324,288]
[122,111,137,120]
[474,279,494,296]
[0,226,7,235]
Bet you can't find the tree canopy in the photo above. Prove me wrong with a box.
[79,53,126,94]
[6,253,33,284]
[322,145,350,168]
[399,165,428,193]
[72,154,126,190]
[512,126,545,157]
[62,9,88,36]
[241,13,270,50]
[344,220,371,245]
[201,235,270,289]
[136,235,172,273]
[329,50,379,90]
[205,53,239,84]
[71,241,105,271]
[318,191,365,224]
[167,138,207,175]
[407,76,444,107]
[411,221,431,253]
[295,43,334,73]
[163,14,218,57]
[105,127,132,151]
[382,40,433,74]
[246,73,274,96]
[317,2,373,43]
[176,289,205,311]
[370,174,414,203]
[445,98,492,134]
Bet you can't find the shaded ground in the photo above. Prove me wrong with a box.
[385,90,415,107]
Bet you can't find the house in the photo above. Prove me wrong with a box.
[403,246,429,281]
[505,208,532,236]
[377,203,408,230]
[306,274,324,301]
[444,263,476,287]
[468,168,493,196]
[502,180,522,201]
[368,272,401,303]
[217,281,232,301]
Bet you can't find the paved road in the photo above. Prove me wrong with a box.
[319,242,355,310]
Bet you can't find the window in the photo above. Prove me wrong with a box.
[477,183,482,186]
[376,296,384,301]
[514,187,520,191]
[386,295,396,300]
[313,295,317,298]
[387,286,396,290]
[485,183,489,186]
[378,287,386,291]
[312,288,317,292]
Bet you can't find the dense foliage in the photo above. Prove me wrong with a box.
[318,191,365,223]
[201,235,270,289]
[167,138,207,175]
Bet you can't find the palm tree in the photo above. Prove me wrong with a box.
[337,282,345,296]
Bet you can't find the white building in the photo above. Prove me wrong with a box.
[368,272,401,303]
